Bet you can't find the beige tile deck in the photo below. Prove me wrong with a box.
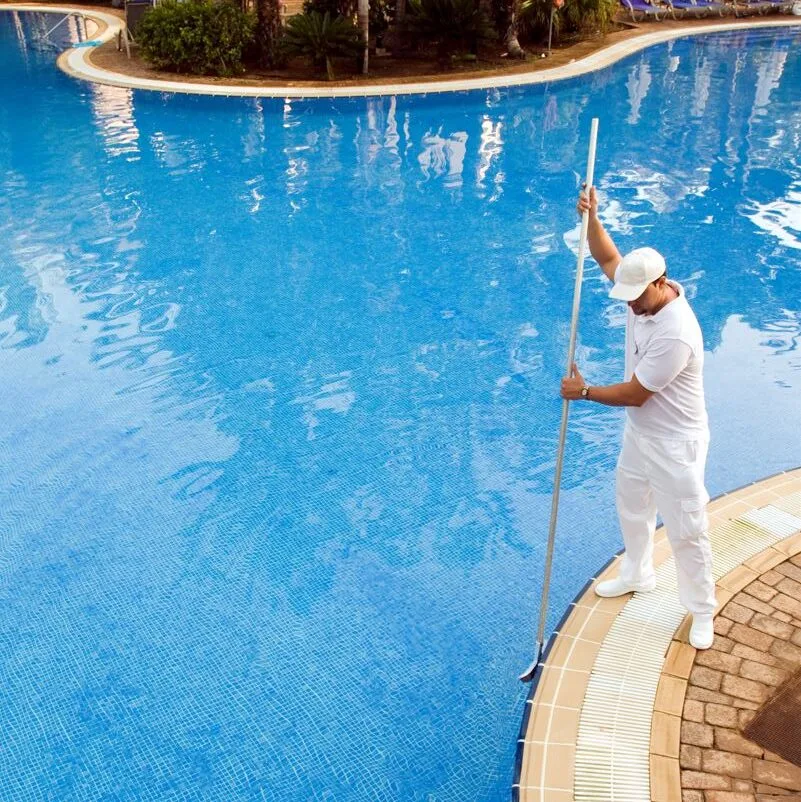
[649,754,682,802]
[515,468,801,802]
[650,711,682,759]
[654,675,688,718]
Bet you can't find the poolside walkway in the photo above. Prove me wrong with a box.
[515,467,801,802]
[2,3,800,98]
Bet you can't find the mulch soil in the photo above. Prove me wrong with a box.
[744,667,801,769]
[40,3,791,90]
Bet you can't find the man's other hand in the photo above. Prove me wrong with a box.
[561,362,586,400]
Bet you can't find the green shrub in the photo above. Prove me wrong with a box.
[282,11,360,80]
[302,0,392,39]
[561,0,616,35]
[369,0,393,40]
[137,0,254,77]
[406,0,495,61]
[302,0,352,15]
[520,0,562,43]
[520,0,614,46]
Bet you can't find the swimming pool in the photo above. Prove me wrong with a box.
[1,13,799,800]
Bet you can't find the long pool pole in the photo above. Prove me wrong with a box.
[519,117,599,682]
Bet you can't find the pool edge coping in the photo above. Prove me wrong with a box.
[514,467,801,801]
[0,5,799,98]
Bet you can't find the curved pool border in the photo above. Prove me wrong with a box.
[515,467,801,801]
[1,5,800,97]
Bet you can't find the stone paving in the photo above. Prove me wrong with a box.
[680,553,801,802]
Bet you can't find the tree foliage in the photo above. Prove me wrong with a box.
[137,0,254,76]
[282,11,361,79]
[520,0,615,45]
[256,0,283,68]
[405,0,496,60]
[303,0,393,38]
[561,0,616,35]
[519,0,560,42]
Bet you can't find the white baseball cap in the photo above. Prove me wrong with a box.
[609,247,666,301]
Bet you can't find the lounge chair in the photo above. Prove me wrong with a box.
[117,0,154,56]
[734,0,791,13]
[664,0,728,16]
[620,0,665,20]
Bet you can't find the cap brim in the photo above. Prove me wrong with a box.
[609,281,649,302]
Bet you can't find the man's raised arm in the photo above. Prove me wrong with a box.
[577,186,621,282]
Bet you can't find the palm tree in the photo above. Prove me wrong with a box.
[283,11,360,79]
[256,0,283,67]
[357,0,369,73]
[502,0,525,58]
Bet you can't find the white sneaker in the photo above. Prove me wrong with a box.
[690,615,715,650]
[594,576,657,598]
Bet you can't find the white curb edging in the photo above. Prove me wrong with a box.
[2,5,801,98]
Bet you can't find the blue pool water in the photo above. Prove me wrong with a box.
[1,13,800,800]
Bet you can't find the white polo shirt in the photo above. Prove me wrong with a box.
[625,281,709,440]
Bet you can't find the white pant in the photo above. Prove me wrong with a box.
[616,425,716,617]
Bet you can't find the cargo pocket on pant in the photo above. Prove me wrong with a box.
[679,497,709,540]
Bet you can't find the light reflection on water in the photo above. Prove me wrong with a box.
[0,14,800,801]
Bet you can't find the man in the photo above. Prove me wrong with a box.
[560,186,715,650]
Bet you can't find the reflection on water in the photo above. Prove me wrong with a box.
[626,61,651,124]
[90,84,141,160]
[754,47,788,110]
[747,182,801,250]
[1,14,800,802]
[417,129,467,188]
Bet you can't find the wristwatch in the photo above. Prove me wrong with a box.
[580,385,591,399]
